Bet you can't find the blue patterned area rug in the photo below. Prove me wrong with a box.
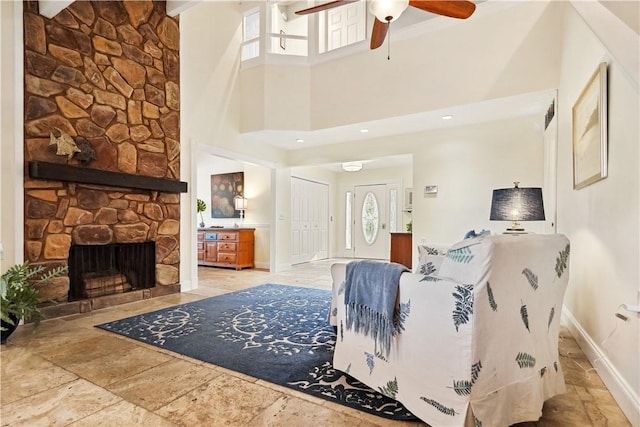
[96,283,416,420]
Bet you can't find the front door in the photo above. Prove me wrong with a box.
[354,184,388,259]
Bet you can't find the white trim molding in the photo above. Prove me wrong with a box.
[562,307,640,425]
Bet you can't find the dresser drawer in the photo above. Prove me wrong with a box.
[217,252,236,263]
[218,242,237,252]
[217,232,237,241]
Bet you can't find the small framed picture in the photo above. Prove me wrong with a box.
[572,62,608,189]
[404,188,412,210]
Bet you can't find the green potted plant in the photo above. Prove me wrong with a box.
[197,198,207,228]
[1,261,67,344]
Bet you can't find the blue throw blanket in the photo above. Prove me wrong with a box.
[344,260,409,358]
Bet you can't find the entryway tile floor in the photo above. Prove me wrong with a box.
[0,259,631,426]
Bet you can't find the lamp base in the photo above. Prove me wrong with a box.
[504,228,528,235]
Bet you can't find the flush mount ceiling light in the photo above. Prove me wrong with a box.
[296,138,305,143]
[341,161,363,172]
[360,129,369,133]
[442,115,453,120]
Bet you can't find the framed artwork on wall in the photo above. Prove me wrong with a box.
[572,62,608,190]
[210,172,244,218]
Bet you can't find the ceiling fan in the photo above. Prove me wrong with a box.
[295,0,476,50]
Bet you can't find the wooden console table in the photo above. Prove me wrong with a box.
[197,228,255,270]
[390,232,412,269]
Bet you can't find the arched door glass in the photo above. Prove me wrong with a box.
[361,191,379,245]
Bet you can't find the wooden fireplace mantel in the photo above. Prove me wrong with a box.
[28,161,188,193]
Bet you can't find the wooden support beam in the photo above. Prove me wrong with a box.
[28,161,188,193]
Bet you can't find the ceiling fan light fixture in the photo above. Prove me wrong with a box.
[341,161,363,172]
[369,0,409,23]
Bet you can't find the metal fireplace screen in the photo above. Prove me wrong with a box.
[68,242,156,301]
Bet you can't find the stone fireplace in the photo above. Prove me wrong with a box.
[22,0,184,318]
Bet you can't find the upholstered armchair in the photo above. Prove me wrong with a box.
[330,234,570,427]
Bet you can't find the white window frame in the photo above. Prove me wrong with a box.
[241,7,261,62]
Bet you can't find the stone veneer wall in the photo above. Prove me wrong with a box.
[22,0,181,314]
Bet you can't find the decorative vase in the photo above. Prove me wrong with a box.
[1,314,20,344]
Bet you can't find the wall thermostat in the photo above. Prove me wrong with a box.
[424,185,438,195]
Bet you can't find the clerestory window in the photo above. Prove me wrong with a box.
[241,1,366,63]
[241,8,260,61]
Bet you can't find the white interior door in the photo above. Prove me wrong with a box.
[354,184,388,259]
[291,177,329,264]
[327,1,365,51]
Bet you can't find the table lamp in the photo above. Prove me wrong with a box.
[490,182,545,233]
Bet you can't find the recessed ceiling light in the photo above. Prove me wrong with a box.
[296,138,305,143]
[360,129,369,133]
[442,115,453,120]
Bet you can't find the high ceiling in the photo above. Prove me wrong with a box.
[241,2,555,173]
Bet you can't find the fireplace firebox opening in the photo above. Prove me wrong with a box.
[68,242,156,301]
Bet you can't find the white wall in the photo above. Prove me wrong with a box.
[413,115,546,247]
[180,1,289,278]
[0,0,23,271]
[180,1,288,163]
[556,5,640,423]
[273,167,292,271]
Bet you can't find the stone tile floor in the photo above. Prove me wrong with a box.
[0,259,631,426]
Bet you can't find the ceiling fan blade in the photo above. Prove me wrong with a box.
[295,0,359,15]
[408,0,476,19]
[370,18,389,50]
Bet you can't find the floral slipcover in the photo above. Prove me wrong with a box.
[329,234,570,426]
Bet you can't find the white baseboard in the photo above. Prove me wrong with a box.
[254,261,270,270]
[561,307,640,425]
[276,263,293,273]
[179,279,193,292]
